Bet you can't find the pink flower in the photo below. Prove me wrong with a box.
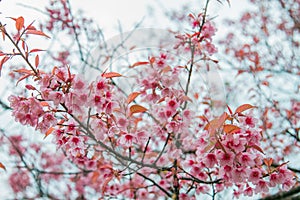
[232,167,247,183]
[244,186,254,196]
[9,96,44,127]
[73,75,86,90]
[36,113,57,133]
[118,133,137,148]
[203,153,218,168]
[237,152,255,167]
[255,180,269,193]
[282,179,296,191]
[47,91,64,105]
[217,150,234,166]
[166,121,180,133]
[248,168,262,183]
[9,170,31,193]
[269,173,281,187]
[241,116,257,128]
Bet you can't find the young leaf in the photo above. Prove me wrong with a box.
[227,105,233,115]
[0,56,9,77]
[26,30,50,38]
[0,162,6,171]
[234,104,256,114]
[25,84,36,90]
[127,92,140,104]
[129,105,147,116]
[205,112,228,136]
[29,49,45,53]
[44,127,55,139]
[223,124,240,134]
[129,61,149,68]
[16,74,32,85]
[101,72,122,78]
[14,68,33,75]
[35,54,39,68]
[250,145,265,154]
[15,16,24,31]
[263,158,273,167]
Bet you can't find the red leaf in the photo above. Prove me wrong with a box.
[0,56,9,76]
[101,72,122,78]
[188,13,195,20]
[127,92,140,104]
[251,145,265,154]
[14,68,33,75]
[26,30,50,38]
[261,80,269,86]
[236,70,245,77]
[29,49,45,53]
[234,104,256,114]
[223,124,240,134]
[227,105,233,115]
[35,54,39,68]
[0,162,6,171]
[25,84,36,90]
[129,105,147,116]
[129,61,149,68]
[16,16,24,31]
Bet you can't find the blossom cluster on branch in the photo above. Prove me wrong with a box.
[0,0,298,199]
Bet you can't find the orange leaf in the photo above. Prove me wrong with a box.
[218,112,229,127]
[40,101,49,107]
[0,162,6,171]
[129,105,147,116]
[101,72,122,78]
[129,61,149,68]
[127,92,140,104]
[91,171,100,183]
[35,54,39,68]
[223,124,240,134]
[149,57,155,64]
[44,127,55,139]
[26,30,50,38]
[234,104,256,114]
[205,112,228,136]
[263,158,273,167]
[15,16,24,31]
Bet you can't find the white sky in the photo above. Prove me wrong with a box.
[0,0,249,36]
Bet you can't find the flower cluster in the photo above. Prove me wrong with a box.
[3,5,297,199]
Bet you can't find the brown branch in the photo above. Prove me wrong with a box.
[137,172,172,198]
[259,185,300,200]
